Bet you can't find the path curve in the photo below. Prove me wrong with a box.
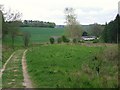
[22,49,33,88]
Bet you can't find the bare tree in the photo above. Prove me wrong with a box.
[64,7,82,39]
[91,23,104,37]
[0,5,4,12]
[0,5,22,21]
[23,32,31,47]
[1,5,22,49]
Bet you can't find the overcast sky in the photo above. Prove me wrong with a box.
[0,0,119,25]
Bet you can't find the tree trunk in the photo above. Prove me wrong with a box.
[12,34,15,50]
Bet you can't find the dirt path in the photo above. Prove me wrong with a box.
[22,49,33,88]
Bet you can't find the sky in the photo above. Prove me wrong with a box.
[0,0,120,25]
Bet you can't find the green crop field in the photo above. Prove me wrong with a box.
[2,27,65,67]
[26,44,118,88]
[21,27,65,43]
[3,27,65,47]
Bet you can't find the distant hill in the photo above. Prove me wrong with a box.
[81,25,92,31]
[55,24,105,31]
[82,24,105,31]
[55,25,65,28]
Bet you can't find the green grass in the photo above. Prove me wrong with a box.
[2,48,14,67]
[21,27,65,43]
[2,26,118,88]
[26,44,118,88]
[3,27,65,47]
[3,35,24,46]
[0,38,1,89]
[2,50,25,88]
[2,27,64,66]
[2,44,24,67]
[0,39,2,69]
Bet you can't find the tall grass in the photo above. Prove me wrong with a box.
[26,44,118,88]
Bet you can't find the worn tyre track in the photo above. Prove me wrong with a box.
[1,49,33,88]
[2,50,25,88]
[22,49,33,88]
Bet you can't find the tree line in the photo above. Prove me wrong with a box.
[21,20,56,28]
[101,14,120,43]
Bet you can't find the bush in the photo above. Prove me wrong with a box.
[93,39,99,43]
[62,35,70,43]
[73,38,77,43]
[66,39,70,43]
[57,37,62,43]
[50,37,55,44]
[78,40,84,43]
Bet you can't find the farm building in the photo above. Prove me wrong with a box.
[81,36,96,41]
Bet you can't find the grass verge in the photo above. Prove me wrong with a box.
[26,44,118,88]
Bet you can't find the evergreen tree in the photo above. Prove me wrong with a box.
[102,23,108,43]
[102,14,120,43]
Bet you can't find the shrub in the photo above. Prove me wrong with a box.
[78,40,84,43]
[73,38,77,43]
[57,37,62,43]
[66,39,70,43]
[49,37,55,44]
[93,39,99,43]
[62,35,70,43]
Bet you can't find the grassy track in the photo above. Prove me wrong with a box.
[2,48,14,67]
[2,50,25,88]
[26,44,118,88]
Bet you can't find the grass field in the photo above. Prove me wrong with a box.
[3,27,65,46]
[21,27,65,43]
[2,27,118,88]
[26,44,118,88]
[2,27,65,65]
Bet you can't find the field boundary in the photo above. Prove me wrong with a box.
[0,51,15,78]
